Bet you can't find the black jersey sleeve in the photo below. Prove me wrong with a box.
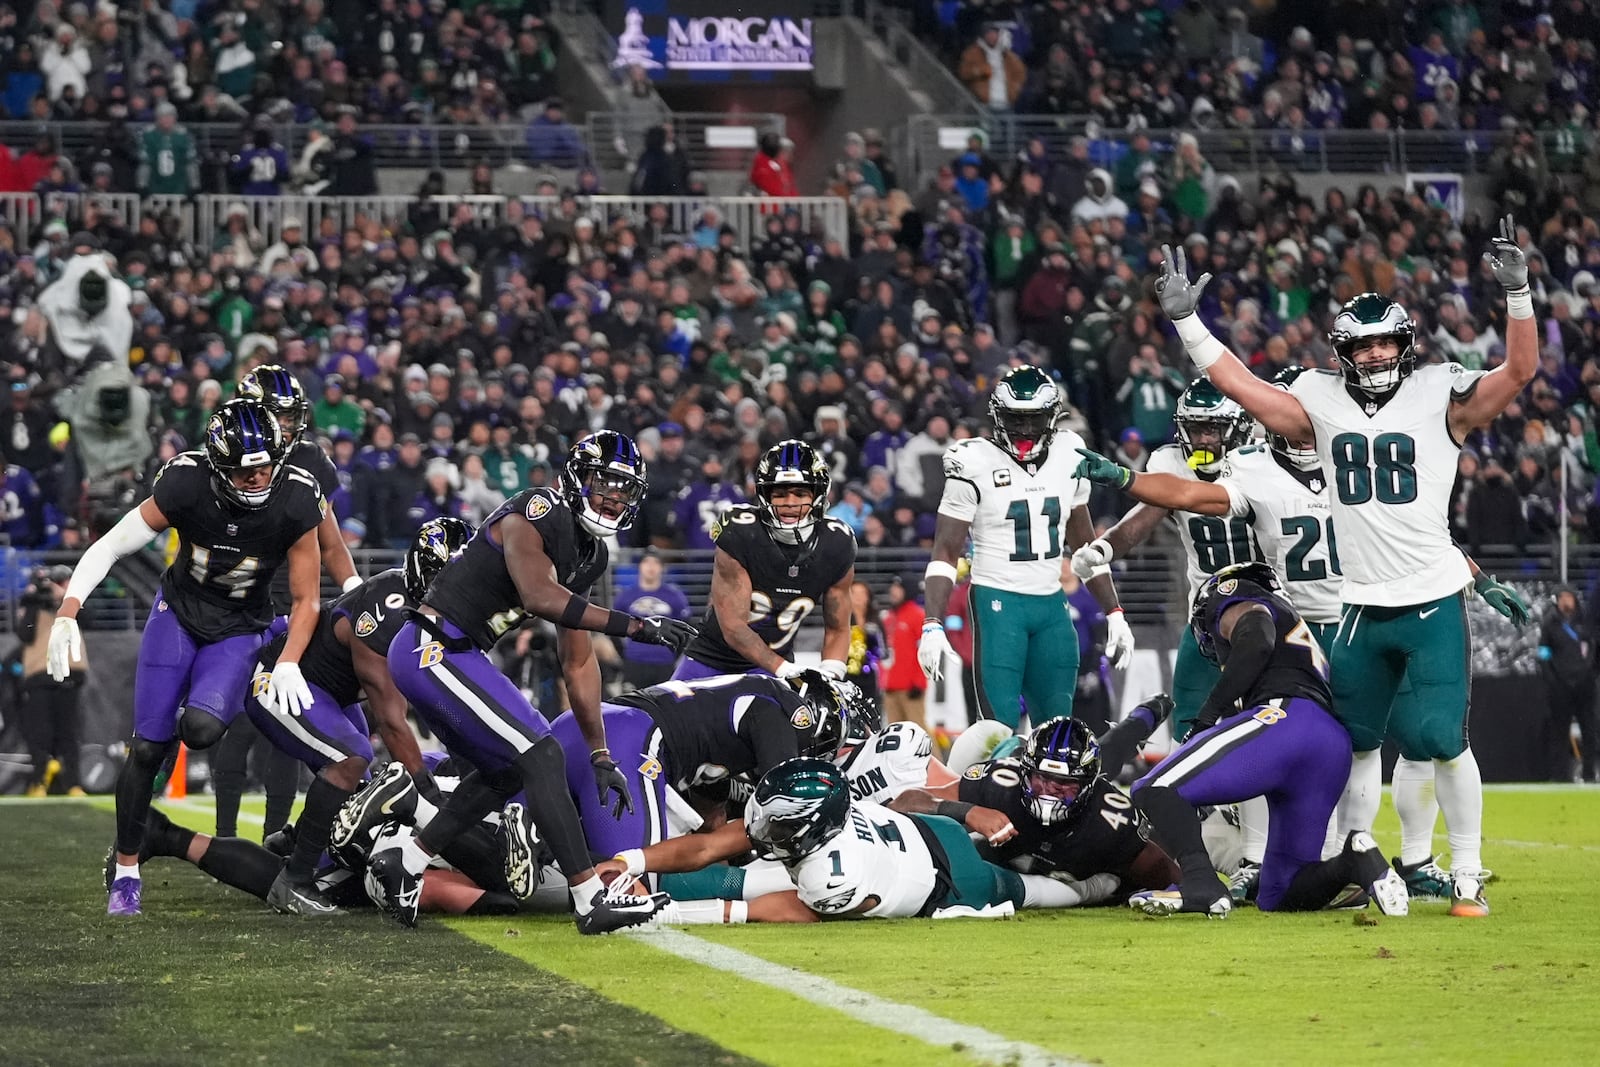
[339,570,414,658]
[291,440,341,499]
[958,760,1020,809]
[737,694,803,777]
[151,452,208,525]
[817,519,858,586]
[276,466,329,544]
[709,506,765,566]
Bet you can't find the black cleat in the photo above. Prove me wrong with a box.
[501,802,542,902]
[266,871,341,916]
[576,887,670,935]
[364,846,422,928]
[332,763,417,854]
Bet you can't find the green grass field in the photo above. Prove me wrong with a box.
[2,789,1598,1067]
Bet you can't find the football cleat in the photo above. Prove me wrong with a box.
[364,846,422,928]
[1393,855,1451,901]
[1344,832,1408,917]
[1326,885,1372,910]
[332,763,418,854]
[266,871,341,917]
[576,886,670,935]
[263,823,298,859]
[107,876,142,917]
[1449,872,1490,918]
[1128,888,1231,919]
[1228,860,1261,904]
[501,802,541,902]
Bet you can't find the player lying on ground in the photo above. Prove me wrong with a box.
[592,757,1121,924]
[242,517,474,915]
[1127,562,1410,918]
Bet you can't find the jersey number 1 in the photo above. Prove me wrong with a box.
[1005,496,1063,562]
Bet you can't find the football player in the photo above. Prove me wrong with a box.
[49,399,326,916]
[242,517,472,915]
[919,366,1134,730]
[596,757,1121,924]
[358,431,694,932]
[671,440,856,683]
[505,670,862,899]
[1158,219,1538,917]
[1128,563,1410,918]
[834,704,958,806]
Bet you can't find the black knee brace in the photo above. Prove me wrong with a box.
[178,706,228,750]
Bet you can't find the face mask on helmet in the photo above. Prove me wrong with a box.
[989,369,1061,465]
[1020,718,1099,826]
[561,432,647,538]
[205,401,288,510]
[746,757,851,863]
[405,516,473,601]
[1329,295,1416,396]
[1175,415,1245,472]
[756,441,829,545]
[1267,428,1320,470]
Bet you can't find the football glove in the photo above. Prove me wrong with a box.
[1104,609,1135,669]
[775,660,809,680]
[591,752,634,820]
[917,622,953,682]
[1483,213,1529,292]
[630,616,696,655]
[1156,243,1213,322]
[1074,448,1133,489]
[266,662,315,718]
[46,616,82,682]
[1474,572,1530,626]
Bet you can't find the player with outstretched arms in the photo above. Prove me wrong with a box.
[1152,217,1539,917]
[672,440,856,683]
[49,399,326,916]
[919,366,1133,730]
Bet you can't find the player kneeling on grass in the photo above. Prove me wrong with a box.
[1127,562,1409,918]
[593,757,1120,924]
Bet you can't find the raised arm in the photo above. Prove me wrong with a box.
[1074,447,1233,516]
[1155,244,1313,441]
[1449,215,1539,438]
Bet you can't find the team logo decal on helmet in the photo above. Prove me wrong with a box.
[746,757,853,863]
[238,364,310,441]
[405,516,474,602]
[1190,562,1284,664]
[204,398,289,510]
[1019,717,1102,827]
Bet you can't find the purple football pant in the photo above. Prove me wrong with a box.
[1135,698,1351,912]
[387,618,550,773]
[244,657,373,772]
[133,593,264,743]
[549,704,671,883]
[669,655,773,683]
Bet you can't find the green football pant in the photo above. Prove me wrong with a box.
[919,813,1026,910]
[1327,593,1471,760]
[1171,626,1223,742]
[969,584,1080,730]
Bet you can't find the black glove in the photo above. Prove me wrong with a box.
[592,752,634,819]
[631,615,697,655]
[413,766,443,805]
[1138,693,1176,727]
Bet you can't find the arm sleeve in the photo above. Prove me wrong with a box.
[1219,478,1252,518]
[63,506,160,605]
[1197,608,1276,725]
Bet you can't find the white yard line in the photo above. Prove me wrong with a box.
[628,927,1086,1067]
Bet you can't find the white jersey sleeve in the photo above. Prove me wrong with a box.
[791,803,938,919]
[945,436,1090,594]
[1147,443,1268,606]
[842,723,934,804]
[1222,459,1342,625]
[1291,365,1474,606]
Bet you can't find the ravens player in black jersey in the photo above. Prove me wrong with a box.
[243,517,473,915]
[217,363,361,840]
[672,440,857,683]
[49,399,326,916]
[356,431,695,932]
[890,701,1182,891]
[1127,562,1410,918]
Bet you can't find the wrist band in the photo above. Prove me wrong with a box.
[1174,314,1227,369]
[616,848,646,877]
[341,575,364,593]
[590,747,612,764]
[603,609,633,638]
[934,800,974,823]
[1506,286,1533,320]
[924,559,959,584]
[1091,538,1115,564]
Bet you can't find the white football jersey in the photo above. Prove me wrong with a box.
[1291,364,1480,606]
[1220,456,1341,625]
[1145,443,1270,607]
[791,802,938,919]
[938,435,1092,594]
[838,723,933,804]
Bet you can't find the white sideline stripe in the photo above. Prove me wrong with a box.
[627,928,1085,1067]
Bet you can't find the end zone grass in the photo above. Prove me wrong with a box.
[2,789,1596,1066]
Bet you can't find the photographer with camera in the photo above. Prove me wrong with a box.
[16,565,86,796]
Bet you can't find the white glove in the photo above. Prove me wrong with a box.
[46,616,82,682]
[341,575,364,593]
[1104,610,1135,669]
[1071,538,1114,581]
[265,661,315,718]
[775,661,808,680]
[817,658,847,680]
[918,624,952,682]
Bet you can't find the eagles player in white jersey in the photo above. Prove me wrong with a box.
[1154,218,1539,918]
[919,366,1134,730]
[595,758,1119,923]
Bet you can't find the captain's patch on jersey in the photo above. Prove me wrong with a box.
[791,707,814,730]
[354,612,378,637]
[525,494,552,520]
[993,469,1011,486]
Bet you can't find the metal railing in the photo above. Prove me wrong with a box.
[585,111,786,177]
[2,190,850,248]
[903,116,1581,185]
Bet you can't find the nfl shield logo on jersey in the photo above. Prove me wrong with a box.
[991,600,1002,612]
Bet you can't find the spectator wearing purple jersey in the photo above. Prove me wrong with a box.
[613,549,692,689]
[231,125,290,197]
[1,462,48,547]
[670,450,745,551]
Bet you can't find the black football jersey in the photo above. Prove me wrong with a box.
[959,757,1151,880]
[259,569,413,706]
[612,674,812,793]
[1198,585,1334,711]
[424,487,608,651]
[152,451,326,642]
[267,440,341,613]
[682,505,857,672]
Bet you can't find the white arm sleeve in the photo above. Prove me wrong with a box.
[64,507,160,606]
[1219,479,1251,519]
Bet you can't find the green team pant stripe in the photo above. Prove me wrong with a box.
[1171,626,1223,742]
[920,813,1026,910]
[1329,592,1471,760]
[969,584,1080,730]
